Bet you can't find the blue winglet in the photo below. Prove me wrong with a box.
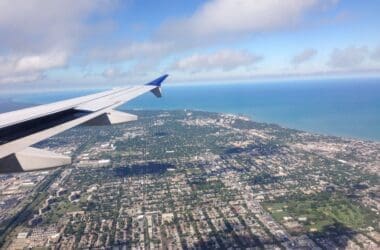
[145,74,169,87]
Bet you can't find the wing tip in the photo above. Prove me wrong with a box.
[146,74,169,87]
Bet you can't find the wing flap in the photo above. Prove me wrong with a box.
[0,147,71,173]
[83,110,137,126]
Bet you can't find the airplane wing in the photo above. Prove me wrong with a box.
[0,74,168,173]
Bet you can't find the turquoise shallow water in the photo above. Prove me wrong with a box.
[2,78,380,141]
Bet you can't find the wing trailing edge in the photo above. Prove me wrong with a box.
[0,147,71,173]
[83,110,137,126]
[0,74,169,173]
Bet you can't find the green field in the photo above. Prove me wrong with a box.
[262,192,378,234]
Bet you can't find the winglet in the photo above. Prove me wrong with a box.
[145,74,169,87]
[146,74,168,98]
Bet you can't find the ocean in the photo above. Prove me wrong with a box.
[1,78,380,141]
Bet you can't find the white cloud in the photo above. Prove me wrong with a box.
[0,51,68,84]
[0,73,42,85]
[0,0,117,84]
[15,52,68,72]
[89,0,338,66]
[102,67,126,79]
[90,41,173,62]
[371,46,380,61]
[158,0,338,44]
[171,50,262,72]
[328,46,368,69]
[0,0,114,53]
[86,0,340,80]
[292,49,317,65]
[167,45,380,83]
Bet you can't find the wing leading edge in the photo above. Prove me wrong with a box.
[0,74,168,173]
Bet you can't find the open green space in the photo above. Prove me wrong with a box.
[262,192,379,234]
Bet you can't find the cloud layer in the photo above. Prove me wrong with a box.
[328,46,368,69]
[171,50,262,72]
[0,0,379,87]
[0,51,68,83]
[158,0,337,44]
[292,49,318,65]
[89,0,338,66]
[0,0,116,83]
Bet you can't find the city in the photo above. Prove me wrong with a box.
[0,110,379,249]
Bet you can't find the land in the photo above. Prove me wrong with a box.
[0,110,379,249]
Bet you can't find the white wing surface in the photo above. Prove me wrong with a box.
[0,74,168,173]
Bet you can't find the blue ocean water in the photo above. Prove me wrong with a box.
[2,78,380,141]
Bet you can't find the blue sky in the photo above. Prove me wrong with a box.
[0,0,379,90]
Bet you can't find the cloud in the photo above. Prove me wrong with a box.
[171,50,262,72]
[15,52,68,72]
[0,0,116,53]
[90,41,173,62]
[292,49,317,65]
[158,0,338,44]
[102,67,127,79]
[86,0,340,80]
[0,51,68,84]
[0,0,117,84]
[371,46,380,61]
[328,46,369,69]
[89,0,338,66]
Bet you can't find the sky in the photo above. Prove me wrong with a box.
[0,0,379,90]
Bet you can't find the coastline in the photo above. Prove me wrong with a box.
[1,78,380,141]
